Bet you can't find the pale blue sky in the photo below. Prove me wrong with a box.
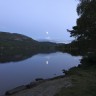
[0,0,78,43]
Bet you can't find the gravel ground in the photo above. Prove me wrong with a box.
[10,77,72,96]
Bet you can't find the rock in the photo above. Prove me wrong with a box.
[26,82,38,89]
[5,85,26,95]
[35,78,44,81]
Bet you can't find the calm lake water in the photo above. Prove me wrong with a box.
[0,52,81,95]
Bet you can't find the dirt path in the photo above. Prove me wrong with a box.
[11,77,72,96]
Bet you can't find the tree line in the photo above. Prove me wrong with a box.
[68,0,96,51]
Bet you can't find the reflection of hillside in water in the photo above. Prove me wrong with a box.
[0,48,56,63]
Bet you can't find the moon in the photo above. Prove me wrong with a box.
[46,61,49,64]
[46,32,48,34]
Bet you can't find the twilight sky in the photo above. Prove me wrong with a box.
[0,0,78,43]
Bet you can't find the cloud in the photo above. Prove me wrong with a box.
[45,36,51,40]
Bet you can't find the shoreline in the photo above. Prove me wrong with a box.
[5,75,66,96]
[9,76,72,96]
[3,65,96,96]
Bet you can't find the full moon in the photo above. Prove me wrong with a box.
[46,32,48,34]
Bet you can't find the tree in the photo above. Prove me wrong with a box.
[68,0,96,40]
[67,0,96,66]
[68,0,96,49]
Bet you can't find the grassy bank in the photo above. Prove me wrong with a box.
[55,65,96,96]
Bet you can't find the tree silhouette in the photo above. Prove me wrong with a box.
[68,0,96,49]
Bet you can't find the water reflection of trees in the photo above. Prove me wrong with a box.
[0,48,34,63]
[0,48,56,63]
[57,41,96,67]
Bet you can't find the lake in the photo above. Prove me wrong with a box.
[0,52,81,95]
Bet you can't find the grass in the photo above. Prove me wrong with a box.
[55,65,96,96]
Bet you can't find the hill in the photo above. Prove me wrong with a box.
[0,32,58,48]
